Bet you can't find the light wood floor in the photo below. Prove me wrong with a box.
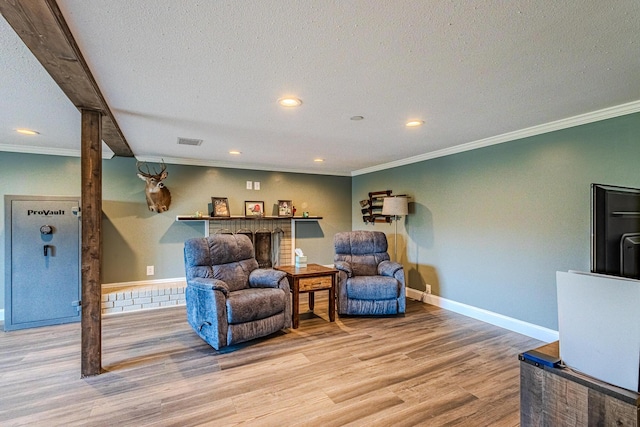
[0,296,542,426]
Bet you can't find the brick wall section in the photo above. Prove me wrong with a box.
[209,218,292,266]
[102,218,294,316]
[101,281,186,315]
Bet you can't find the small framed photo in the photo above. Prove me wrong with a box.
[278,200,293,217]
[211,197,230,217]
[245,201,264,217]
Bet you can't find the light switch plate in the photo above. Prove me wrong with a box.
[254,181,260,190]
[246,181,252,190]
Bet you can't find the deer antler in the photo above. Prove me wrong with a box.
[137,159,167,177]
[136,161,153,177]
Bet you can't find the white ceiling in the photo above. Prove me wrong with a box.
[1,1,639,176]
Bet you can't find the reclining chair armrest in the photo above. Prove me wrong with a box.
[249,269,287,289]
[188,277,230,297]
[334,261,353,277]
[185,277,229,350]
[378,260,403,278]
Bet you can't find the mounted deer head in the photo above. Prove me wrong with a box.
[137,160,171,213]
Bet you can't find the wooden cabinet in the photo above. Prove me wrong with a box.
[520,342,639,426]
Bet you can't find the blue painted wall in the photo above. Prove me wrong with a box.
[353,113,640,330]
[0,154,351,310]
[2,113,639,330]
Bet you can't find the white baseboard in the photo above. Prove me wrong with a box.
[405,288,559,343]
[102,277,186,290]
[2,282,558,342]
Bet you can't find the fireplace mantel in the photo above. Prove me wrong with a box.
[176,215,322,265]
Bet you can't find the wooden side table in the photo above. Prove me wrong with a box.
[275,263,337,329]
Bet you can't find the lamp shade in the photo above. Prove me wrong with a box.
[381,196,409,216]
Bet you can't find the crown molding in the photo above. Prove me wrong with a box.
[3,100,638,177]
[351,100,640,176]
[0,143,114,159]
[134,155,352,177]
[0,144,346,176]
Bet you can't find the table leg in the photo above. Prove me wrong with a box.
[309,292,315,311]
[329,274,336,322]
[292,279,299,329]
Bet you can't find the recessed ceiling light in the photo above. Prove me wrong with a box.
[405,120,425,127]
[278,97,302,107]
[314,158,324,163]
[16,128,39,135]
[229,150,241,155]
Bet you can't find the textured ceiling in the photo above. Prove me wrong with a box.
[1,1,639,175]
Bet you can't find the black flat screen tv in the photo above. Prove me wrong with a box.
[591,183,640,279]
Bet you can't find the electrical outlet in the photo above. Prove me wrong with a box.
[246,181,252,190]
[146,265,154,276]
[425,284,432,294]
[254,181,260,190]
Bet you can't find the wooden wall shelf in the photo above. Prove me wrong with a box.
[176,215,322,222]
[361,190,392,223]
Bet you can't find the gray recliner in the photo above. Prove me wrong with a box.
[184,234,291,350]
[333,231,406,315]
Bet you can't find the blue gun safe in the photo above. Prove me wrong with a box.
[4,195,81,331]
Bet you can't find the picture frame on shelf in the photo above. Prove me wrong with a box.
[245,201,264,217]
[278,200,293,217]
[211,197,230,217]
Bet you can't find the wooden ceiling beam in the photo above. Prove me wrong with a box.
[0,0,133,157]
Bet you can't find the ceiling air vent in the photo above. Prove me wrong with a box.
[177,137,203,146]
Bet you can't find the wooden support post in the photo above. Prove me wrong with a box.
[81,109,102,377]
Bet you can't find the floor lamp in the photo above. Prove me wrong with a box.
[381,196,409,262]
